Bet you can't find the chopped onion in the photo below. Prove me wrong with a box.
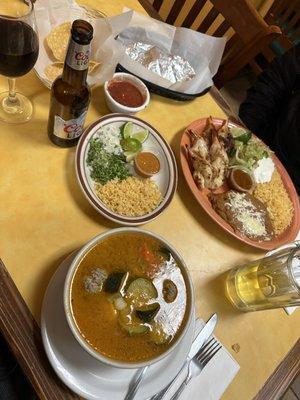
[114,296,127,311]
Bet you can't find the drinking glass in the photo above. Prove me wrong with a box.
[226,242,300,311]
[0,0,39,123]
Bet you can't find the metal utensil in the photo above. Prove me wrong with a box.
[79,5,107,19]
[151,313,218,400]
[124,365,149,400]
[170,337,222,400]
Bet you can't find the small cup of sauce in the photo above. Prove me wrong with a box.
[134,152,160,178]
[104,73,150,114]
[228,167,255,193]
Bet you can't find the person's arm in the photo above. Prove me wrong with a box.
[239,44,300,143]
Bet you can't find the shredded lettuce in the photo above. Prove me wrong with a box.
[230,138,271,169]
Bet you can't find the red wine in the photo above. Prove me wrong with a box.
[0,17,39,77]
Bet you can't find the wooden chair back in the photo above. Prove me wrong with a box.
[141,0,282,86]
[265,0,300,50]
[150,0,274,58]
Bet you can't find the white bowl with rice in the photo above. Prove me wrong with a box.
[75,114,178,225]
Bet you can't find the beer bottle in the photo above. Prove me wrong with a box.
[47,19,93,147]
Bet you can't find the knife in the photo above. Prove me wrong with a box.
[151,313,218,400]
[188,314,218,361]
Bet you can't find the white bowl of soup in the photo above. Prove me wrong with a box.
[64,228,194,369]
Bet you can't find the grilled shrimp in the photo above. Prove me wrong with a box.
[186,118,229,190]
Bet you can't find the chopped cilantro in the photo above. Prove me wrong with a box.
[87,138,130,185]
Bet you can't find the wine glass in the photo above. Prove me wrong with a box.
[0,0,39,123]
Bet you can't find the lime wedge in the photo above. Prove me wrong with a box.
[120,138,142,153]
[124,151,138,162]
[122,122,134,139]
[121,122,148,143]
[230,127,247,138]
[235,131,252,144]
[131,129,148,143]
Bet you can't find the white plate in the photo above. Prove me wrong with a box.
[76,114,178,226]
[41,251,195,400]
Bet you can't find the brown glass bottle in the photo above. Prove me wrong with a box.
[47,20,93,147]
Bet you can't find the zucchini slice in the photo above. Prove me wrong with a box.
[121,323,149,336]
[104,272,128,293]
[118,307,149,336]
[136,303,160,322]
[126,278,157,307]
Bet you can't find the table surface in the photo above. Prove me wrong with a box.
[0,1,299,399]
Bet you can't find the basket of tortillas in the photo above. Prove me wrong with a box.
[34,0,132,88]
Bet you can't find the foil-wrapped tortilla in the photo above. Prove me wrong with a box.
[123,40,196,84]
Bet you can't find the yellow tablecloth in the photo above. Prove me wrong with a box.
[0,1,299,399]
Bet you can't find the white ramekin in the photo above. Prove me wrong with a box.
[104,73,150,114]
[64,227,195,369]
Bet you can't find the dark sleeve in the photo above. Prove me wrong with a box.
[239,44,300,144]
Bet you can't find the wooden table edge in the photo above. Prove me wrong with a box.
[254,339,300,400]
[0,259,79,400]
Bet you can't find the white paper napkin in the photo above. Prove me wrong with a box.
[120,8,226,95]
[160,319,240,400]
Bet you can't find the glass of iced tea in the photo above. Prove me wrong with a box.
[226,242,300,311]
[0,0,39,123]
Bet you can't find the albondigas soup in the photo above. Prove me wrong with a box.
[70,232,190,363]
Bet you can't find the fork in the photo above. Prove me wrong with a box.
[169,337,222,400]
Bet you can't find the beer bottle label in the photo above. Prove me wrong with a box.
[66,38,90,71]
[53,111,87,140]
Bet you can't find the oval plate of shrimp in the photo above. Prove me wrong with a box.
[180,117,300,250]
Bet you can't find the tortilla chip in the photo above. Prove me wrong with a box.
[46,22,71,61]
[45,61,101,82]
[88,60,101,73]
[44,62,64,81]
